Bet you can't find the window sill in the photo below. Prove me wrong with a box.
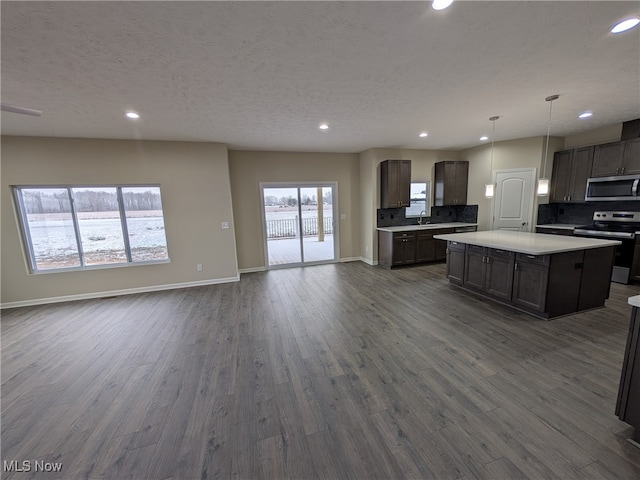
[30,258,171,275]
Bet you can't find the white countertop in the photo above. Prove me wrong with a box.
[536,224,581,230]
[433,230,621,255]
[377,222,477,233]
[630,296,640,308]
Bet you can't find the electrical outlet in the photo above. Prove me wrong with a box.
[196,264,203,272]
[340,213,346,220]
[221,222,229,229]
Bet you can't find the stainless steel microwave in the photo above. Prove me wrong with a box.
[585,175,640,201]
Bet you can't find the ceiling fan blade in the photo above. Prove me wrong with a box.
[1,103,42,117]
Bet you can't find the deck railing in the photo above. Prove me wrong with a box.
[266,217,333,239]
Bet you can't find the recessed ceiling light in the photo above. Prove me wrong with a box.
[319,123,329,130]
[419,132,428,138]
[480,136,489,141]
[578,111,593,119]
[611,18,640,34]
[126,111,140,119]
[432,0,454,11]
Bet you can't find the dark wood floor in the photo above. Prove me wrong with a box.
[2,261,640,479]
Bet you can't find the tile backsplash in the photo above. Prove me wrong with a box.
[377,205,478,227]
[537,201,640,226]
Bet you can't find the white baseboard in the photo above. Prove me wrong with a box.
[238,266,267,274]
[0,275,240,310]
[358,256,378,266]
[339,257,361,263]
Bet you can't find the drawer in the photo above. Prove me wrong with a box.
[393,232,415,239]
[454,226,477,233]
[447,240,465,251]
[536,227,573,236]
[489,247,514,258]
[467,244,486,254]
[516,252,550,265]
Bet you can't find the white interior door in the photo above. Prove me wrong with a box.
[491,169,536,231]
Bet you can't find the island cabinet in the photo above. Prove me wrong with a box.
[632,237,640,282]
[591,139,640,177]
[434,161,469,206]
[439,232,618,319]
[445,241,465,283]
[380,159,411,208]
[549,146,593,203]
[463,246,515,301]
[616,297,640,443]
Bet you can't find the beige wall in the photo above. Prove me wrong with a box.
[228,150,360,271]
[461,136,564,231]
[563,123,622,149]
[358,148,460,263]
[1,137,238,307]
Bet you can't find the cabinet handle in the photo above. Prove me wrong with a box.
[515,262,519,271]
[622,167,626,174]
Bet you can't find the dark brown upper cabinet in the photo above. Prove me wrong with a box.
[591,139,640,177]
[434,160,469,206]
[549,146,594,203]
[380,160,411,208]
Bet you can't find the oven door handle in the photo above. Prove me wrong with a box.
[633,178,639,196]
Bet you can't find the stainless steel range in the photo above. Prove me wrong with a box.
[574,211,640,284]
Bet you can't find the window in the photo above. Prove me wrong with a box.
[13,185,169,272]
[405,182,430,217]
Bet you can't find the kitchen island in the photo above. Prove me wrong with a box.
[433,230,621,319]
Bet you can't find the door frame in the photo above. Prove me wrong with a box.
[489,168,536,231]
[260,181,339,269]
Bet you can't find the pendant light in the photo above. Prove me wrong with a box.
[485,116,499,198]
[538,94,559,196]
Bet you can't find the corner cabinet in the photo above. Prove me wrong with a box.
[434,161,469,206]
[380,160,411,208]
[549,146,593,203]
[591,139,640,177]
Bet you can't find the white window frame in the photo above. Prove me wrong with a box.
[13,184,170,274]
[405,181,430,218]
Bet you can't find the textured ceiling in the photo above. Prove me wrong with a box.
[1,1,639,152]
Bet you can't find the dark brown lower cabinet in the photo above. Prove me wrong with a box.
[463,245,486,290]
[485,250,515,301]
[463,246,515,301]
[512,259,548,312]
[416,231,436,263]
[446,242,616,319]
[446,241,465,283]
[392,233,416,265]
[379,226,474,268]
[435,228,454,261]
[616,303,640,443]
[631,237,640,283]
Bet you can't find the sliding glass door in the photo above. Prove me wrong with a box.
[261,183,337,268]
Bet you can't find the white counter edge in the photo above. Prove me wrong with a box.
[433,230,620,256]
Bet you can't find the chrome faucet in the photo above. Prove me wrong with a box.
[418,210,426,225]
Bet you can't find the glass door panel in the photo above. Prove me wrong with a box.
[262,184,336,267]
[300,186,334,263]
[263,187,302,266]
